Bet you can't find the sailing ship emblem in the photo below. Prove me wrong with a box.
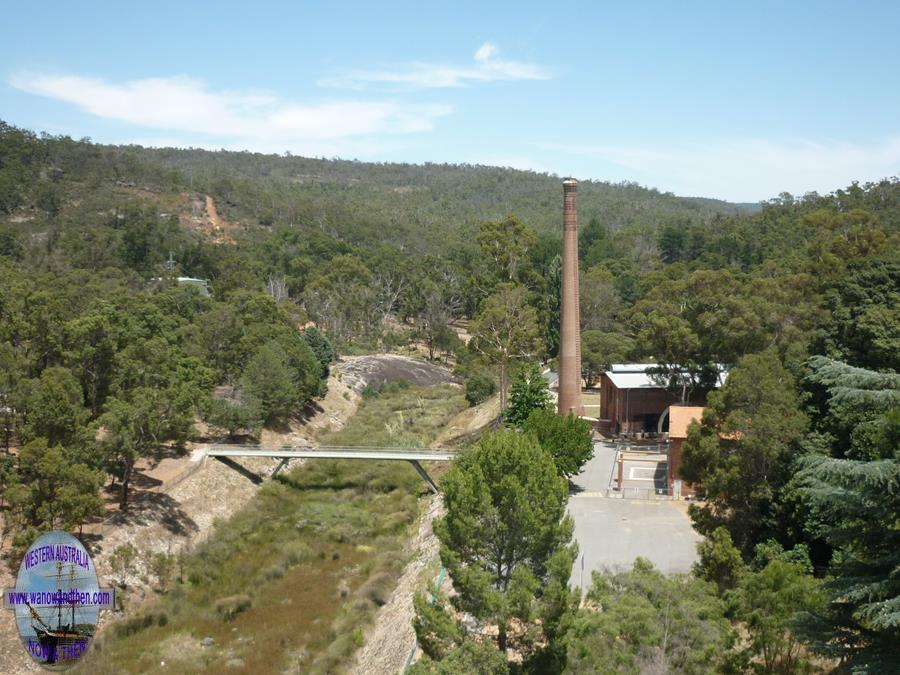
[3,531,115,670]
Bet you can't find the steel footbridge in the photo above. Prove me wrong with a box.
[200,445,458,493]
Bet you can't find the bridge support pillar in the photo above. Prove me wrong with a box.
[271,458,291,478]
[408,460,439,494]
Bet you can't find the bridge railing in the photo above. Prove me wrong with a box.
[201,444,457,492]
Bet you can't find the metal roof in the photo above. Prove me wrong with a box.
[604,364,728,390]
[605,364,662,389]
[609,363,657,372]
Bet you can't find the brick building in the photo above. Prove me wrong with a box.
[597,364,682,436]
[666,406,704,498]
[597,364,727,438]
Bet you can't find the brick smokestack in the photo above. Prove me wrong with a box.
[558,178,582,417]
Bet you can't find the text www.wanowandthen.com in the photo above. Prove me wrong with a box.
[5,588,113,608]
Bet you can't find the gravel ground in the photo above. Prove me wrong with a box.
[0,526,35,675]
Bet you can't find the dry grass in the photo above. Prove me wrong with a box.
[320,383,465,448]
[78,384,465,674]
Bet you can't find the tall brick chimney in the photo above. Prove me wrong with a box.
[558,178,582,417]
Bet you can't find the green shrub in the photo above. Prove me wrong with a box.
[315,633,357,673]
[280,541,311,566]
[381,328,411,350]
[150,552,177,592]
[113,611,168,638]
[362,379,411,399]
[464,373,496,406]
[203,396,260,438]
[359,572,394,607]
[349,597,375,613]
[215,594,252,621]
[109,543,137,585]
[261,563,286,581]
[326,522,358,543]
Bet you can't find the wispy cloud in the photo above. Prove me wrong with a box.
[318,42,552,90]
[474,42,498,62]
[10,73,451,152]
[545,138,900,201]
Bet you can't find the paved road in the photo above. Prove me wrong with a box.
[568,441,701,589]
[544,369,559,388]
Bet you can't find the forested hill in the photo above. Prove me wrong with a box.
[137,144,758,248]
[0,119,897,365]
[0,121,755,256]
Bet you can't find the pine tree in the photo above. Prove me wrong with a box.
[797,357,900,672]
[302,326,335,379]
[423,431,578,662]
[504,362,552,427]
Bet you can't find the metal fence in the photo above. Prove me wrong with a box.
[608,443,672,500]
[616,443,668,454]
[619,486,670,500]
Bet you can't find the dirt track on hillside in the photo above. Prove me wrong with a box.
[204,195,237,243]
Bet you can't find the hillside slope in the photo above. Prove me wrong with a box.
[0,121,755,258]
[135,145,759,252]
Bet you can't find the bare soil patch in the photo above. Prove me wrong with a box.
[434,392,501,446]
[203,195,238,244]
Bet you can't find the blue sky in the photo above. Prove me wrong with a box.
[2,1,899,201]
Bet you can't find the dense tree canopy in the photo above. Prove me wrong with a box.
[522,408,594,479]
[421,431,577,665]
[566,559,736,675]
[680,349,809,554]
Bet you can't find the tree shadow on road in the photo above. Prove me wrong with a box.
[568,479,586,495]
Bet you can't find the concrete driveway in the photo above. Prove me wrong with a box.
[568,441,701,590]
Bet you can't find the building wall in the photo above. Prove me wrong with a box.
[598,374,681,434]
[667,438,695,497]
